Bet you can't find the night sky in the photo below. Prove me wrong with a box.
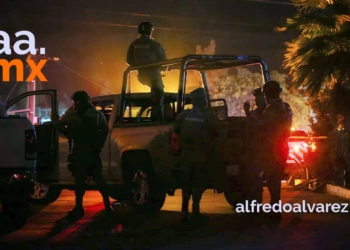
[0,0,297,108]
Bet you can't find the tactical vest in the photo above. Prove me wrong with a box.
[179,108,216,163]
[131,40,161,66]
[130,38,164,88]
[74,110,102,147]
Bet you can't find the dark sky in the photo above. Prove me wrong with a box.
[0,0,297,106]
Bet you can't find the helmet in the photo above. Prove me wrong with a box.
[190,87,208,100]
[138,21,154,35]
[71,90,90,102]
[252,87,264,97]
[263,81,282,97]
[190,87,208,108]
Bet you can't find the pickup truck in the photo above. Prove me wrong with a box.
[0,94,44,225]
[12,55,271,212]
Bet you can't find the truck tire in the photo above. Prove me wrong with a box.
[2,195,31,229]
[122,151,166,213]
[29,182,62,204]
[130,170,166,213]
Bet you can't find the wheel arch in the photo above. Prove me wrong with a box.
[121,149,155,182]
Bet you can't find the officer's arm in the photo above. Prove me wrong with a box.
[256,108,275,138]
[57,110,75,128]
[126,44,134,66]
[97,112,110,146]
[56,110,77,139]
[157,44,167,61]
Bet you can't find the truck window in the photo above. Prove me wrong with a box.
[204,65,265,117]
[119,69,180,124]
[6,94,53,125]
[121,96,176,124]
[93,100,114,123]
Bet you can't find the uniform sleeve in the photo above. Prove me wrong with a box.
[56,110,78,138]
[157,43,167,61]
[93,111,109,148]
[58,110,76,127]
[257,108,274,129]
[97,111,110,135]
[126,43,134,66]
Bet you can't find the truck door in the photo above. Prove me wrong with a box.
[6,90,59,182]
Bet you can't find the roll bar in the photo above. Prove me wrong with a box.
[120,55,270,117]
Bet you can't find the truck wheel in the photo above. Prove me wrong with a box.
[29,182,62,204]
[130,170,166,213]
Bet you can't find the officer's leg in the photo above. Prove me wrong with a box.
[191,164,206,218]
[181,188,192,221]
[151,87,164,121]
[181,163,192,221]
[191,186,203,217]
[92,168,112,212]
[69,171,86,218]
[244,169,263,204]
[89,153,112,212]
[265,165,282,205]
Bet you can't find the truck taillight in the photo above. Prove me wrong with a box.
[170,132,181,155]
[25,129,36,160]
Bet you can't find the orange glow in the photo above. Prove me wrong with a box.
[127,70,180,93]
[49,202,108,243]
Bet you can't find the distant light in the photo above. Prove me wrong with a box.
[291,127,295,131]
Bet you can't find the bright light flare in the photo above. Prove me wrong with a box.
[293,145,299,152]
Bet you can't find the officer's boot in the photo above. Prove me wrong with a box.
[96,176,113,214]
[103,195,113,214]
[181,190,191,221]
[265,172,282,220]
[68,180,85,219]
[68,194,85,220]
[253,181,264,206]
